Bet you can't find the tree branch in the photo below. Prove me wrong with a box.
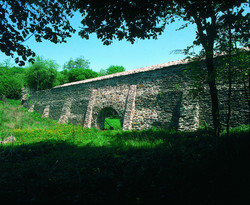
[193,13,208,50]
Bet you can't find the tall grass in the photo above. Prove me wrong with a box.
[0,99,57,132]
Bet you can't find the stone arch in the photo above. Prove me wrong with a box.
[96,107,122,130]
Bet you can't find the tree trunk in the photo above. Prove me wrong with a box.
[205,52,221,136]
[192,11,221,136]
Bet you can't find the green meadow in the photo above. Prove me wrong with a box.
[0,99,250,204]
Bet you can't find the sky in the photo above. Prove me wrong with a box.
[0,12,201,72]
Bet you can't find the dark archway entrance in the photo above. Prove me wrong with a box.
[97,107,122,130]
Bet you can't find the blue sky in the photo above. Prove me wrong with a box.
[0,13,200,72]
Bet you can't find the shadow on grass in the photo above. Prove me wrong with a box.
[0,130,250,204]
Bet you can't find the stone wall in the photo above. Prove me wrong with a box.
[23,59,249,131]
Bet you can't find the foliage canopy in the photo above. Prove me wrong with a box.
[106,65,126,75]
[0,0,76,66]
[66,67,98,83]
[25,56,58,90]
[63,56,90,70]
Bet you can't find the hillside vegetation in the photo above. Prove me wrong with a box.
[0,99,250,204]
[0,98,57,132]
[0,57,126,99]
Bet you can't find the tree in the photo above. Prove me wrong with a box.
[0,0,75,65]
[25,56,59,90]
[176,1,249,135]
[58,68,98,84]
[217,48,250,132]
[63,56,90,70]
[215,7,249,134]
[98,66,125,76]
[106,65,125,75]
[72,0,249,135]
[82,68,99,79]
[55,70,69,85]
[98,68,108,77]
[67,68,98,82]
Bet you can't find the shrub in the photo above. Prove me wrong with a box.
[0,75,23,99]
[0,66,25,99]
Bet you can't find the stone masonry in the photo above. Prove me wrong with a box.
[23,59,249,131]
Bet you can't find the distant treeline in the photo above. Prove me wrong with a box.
[0,56,125,99]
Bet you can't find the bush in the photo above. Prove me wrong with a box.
[0,75,23,99]
[0,66,25,99]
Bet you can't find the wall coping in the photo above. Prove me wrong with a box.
[54,58,190,89]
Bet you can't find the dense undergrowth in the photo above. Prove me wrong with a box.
[0,99,249,204]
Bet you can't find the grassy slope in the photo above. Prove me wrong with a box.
[0,99,57,132]
[0,99,250,204]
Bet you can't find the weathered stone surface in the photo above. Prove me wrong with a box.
[123,85,137,130]
[58,97,73,124]
[22,59,249,131]
[0,135,16,144]
[42,105,50,118]
[83,89,97,128]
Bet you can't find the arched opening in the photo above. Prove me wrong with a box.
[97,107,122,130]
